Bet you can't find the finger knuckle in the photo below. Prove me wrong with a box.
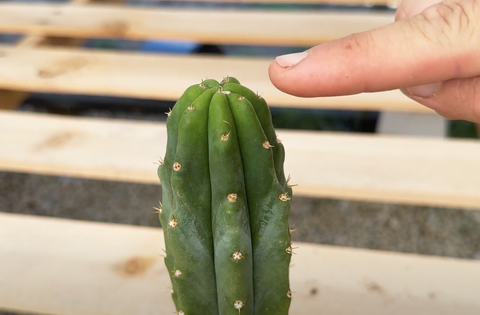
[418,0,478,43]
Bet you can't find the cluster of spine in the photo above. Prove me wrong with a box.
[156,77,294,315]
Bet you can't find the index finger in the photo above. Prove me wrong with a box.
[268,3,479,97]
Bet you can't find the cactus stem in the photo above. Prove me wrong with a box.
[279,192,291,202]
[165,108,172,117]
[233,300,243,313]
[152,201,163,214]
[173,162,182,171]
[262,141,274,149]
[227,193,238,203]
[174,269,182,277]
[231,251,244,263]
[187,105,195,111]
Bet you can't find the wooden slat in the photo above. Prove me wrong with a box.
[0,45,429,112]
[0,0,93,110]
[0,3,396,46]
[117,0,401,5]
[1,110,479,210]
[1,212,479,315]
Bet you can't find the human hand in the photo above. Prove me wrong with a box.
[268,0,480,123]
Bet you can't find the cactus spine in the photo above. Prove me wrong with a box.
[157,77,293,315]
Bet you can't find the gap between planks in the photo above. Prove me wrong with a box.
[0,212,479,315]
[0,110,479,210]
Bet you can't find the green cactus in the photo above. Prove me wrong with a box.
[157,77,293,315]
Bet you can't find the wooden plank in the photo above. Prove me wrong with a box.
[0,0,130,110]
[0,3,395,46]
[0,45,429,112]
[111,0,401,5]
[0,110,479,210]
[0,0,93,110]
[1,212,479,315]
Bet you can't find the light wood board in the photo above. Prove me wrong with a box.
[0,0,93,110]
[0,212,479,315]
[0,3,395,46]
[1,110,479,209]
[0,45,429,112]
[107,0,402,5]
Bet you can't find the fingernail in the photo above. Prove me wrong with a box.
[275,51,309,68]
[406,83,440,98]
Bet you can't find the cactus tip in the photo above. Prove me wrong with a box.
[287,290,292,298]
[165,108,172,117]
[174,269,182,277]
[178,311,184,315]
[187,105,195,111]
[237,96,245,101]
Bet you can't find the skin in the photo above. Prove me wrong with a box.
[268,0,480,123]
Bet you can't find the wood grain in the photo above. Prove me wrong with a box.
[1,110,478,209]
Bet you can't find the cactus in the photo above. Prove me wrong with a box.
[157,77,293,315]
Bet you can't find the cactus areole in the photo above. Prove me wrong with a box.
[157,77,293,315]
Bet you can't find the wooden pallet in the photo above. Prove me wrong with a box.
[1,109,479,210]
[1,1,479,315]
[0,1,430,112]
[2,212,480,315]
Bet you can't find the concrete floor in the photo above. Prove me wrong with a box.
[2,171,480,260]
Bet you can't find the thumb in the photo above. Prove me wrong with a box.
[268,0,480,99]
